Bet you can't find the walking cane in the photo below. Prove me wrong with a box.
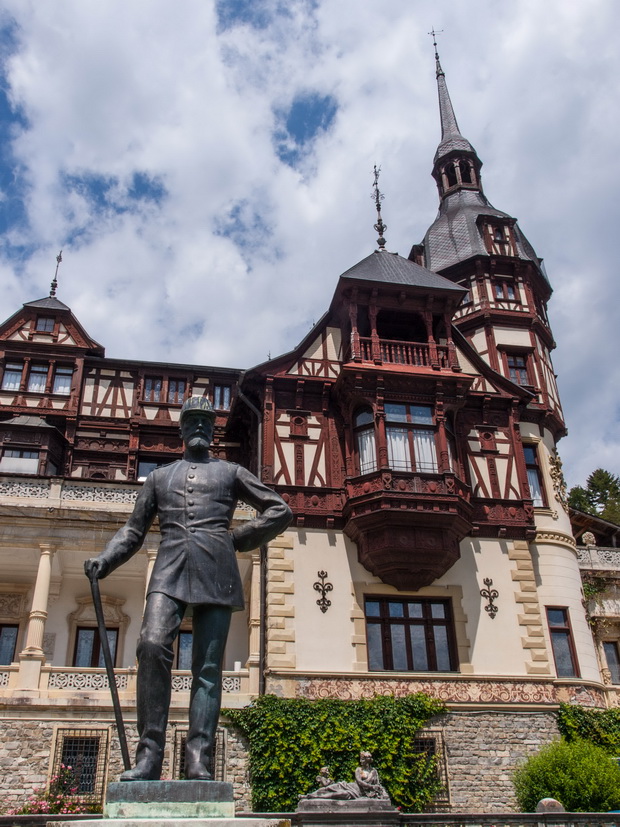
[88,571,132,771]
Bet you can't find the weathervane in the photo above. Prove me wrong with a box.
[49,250,62,298]
[429,26,444,57]
[372,165,387,251]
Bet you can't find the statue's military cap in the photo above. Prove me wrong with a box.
[180,396,216,422]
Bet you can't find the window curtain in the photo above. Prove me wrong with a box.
[413,429,438,473]
[387,427,411,471]
[356,428,377,474]
[527,468,544,506]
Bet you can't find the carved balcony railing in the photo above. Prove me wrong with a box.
[577,546,620,571]
[0,666,250,698]
[346,337,458,370]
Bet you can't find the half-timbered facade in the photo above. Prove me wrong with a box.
[0,52,611,814]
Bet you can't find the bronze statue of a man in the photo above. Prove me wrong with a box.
[85,396,293,781]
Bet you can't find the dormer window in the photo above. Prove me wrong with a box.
[493,227,505,242]
[36,316,54,332]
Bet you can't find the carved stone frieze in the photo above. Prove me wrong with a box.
[0,593,25,618]
[534,530,576,549]
[296,676,606,707]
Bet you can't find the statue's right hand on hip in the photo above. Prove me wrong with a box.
[84,557,109,580]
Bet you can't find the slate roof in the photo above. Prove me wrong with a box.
[24,296,71,311]
[434,62,477,165]
[1,415,58,430]
[423,189,544,279]
[340,250,466,295]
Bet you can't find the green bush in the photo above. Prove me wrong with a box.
[225,692,445,812]
[513,737,620,812]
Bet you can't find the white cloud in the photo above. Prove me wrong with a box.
[0,0,619,487]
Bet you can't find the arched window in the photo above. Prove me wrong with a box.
[459,160,472,184]
[354,408,377,475]
[444,163,457,188]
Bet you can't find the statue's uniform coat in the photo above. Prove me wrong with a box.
[97,455,292,780]
[100,458,292,607]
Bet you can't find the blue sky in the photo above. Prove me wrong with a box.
[0,0,619,487]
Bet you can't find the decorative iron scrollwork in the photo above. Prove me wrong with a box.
[313,570,333,613]
[480,577,499,619]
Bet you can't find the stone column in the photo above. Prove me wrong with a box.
[247,549,262,695]
[144,547,158,604]
[17,543,56,689]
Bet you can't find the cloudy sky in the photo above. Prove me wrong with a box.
[0,0,618,488]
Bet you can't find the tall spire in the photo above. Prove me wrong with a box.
[429,31,477,166]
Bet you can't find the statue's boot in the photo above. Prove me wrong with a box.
[120,753,162,782]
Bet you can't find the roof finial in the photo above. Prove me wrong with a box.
[372,165,387,251]
[49,250,62,298]
[429,27,444,77]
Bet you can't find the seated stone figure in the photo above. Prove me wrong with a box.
[302,751,389,800]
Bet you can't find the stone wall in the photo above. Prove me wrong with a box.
[437,710,560,812]
[0,709,560,814]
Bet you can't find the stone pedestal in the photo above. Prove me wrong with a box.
[50,780,291,827]
[296,797,399,827]
[105,781,235,819]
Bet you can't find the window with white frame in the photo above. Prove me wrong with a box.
[385,403,438,473]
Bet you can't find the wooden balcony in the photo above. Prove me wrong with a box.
[346,336,460,370]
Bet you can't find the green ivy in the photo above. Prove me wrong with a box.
[225,693,446,813]
[558,703,620,754]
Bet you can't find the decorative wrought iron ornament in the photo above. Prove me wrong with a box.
[313,570,333,613]
[50,250,62,298]
[371,165,387,250]
[480,577,499,619]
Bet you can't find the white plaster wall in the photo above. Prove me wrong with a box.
[494,327,531,347]
[436,538,530,676]
[290,528,380,672]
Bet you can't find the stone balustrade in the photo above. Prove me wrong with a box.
[577,545,620,571]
